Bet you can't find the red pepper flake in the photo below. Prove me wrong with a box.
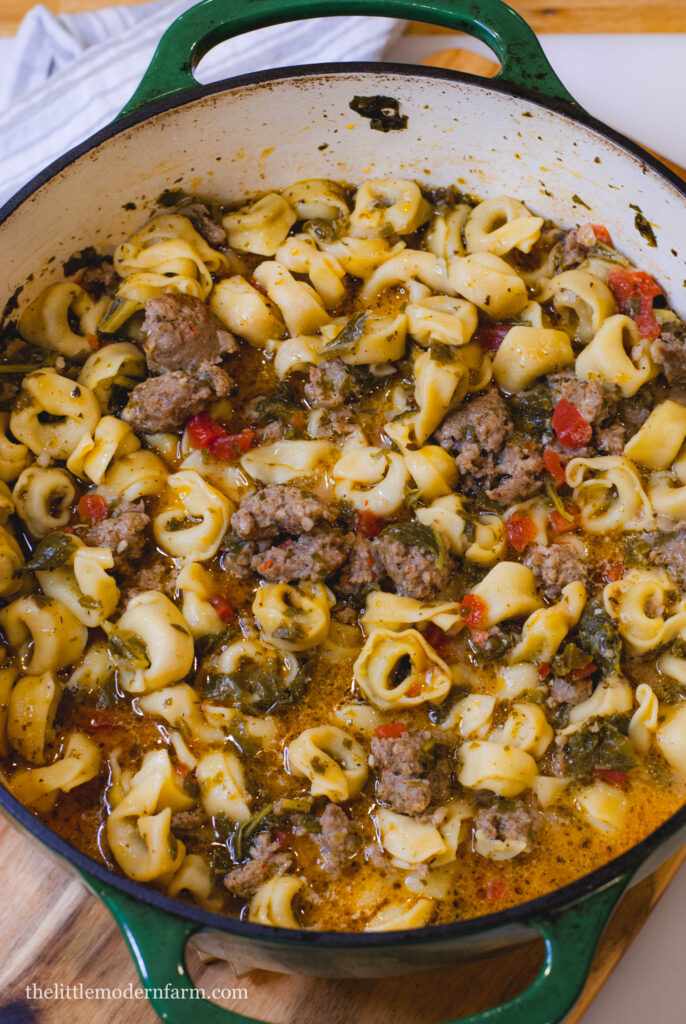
[593,768,626,787]
[375,722,408,740]
[460,594,489,629]
[477,323,510,353]
[543,447,567,486]
[551,398,593,449]
[608,267,663,341]
[423,622,447,654]
[83,712,119,732]
[571,662,596,680]
[174,763,190,776]
[249,276,269,297]
[479,878,508,901]
[603,561,624,583]
[259,560,273,571]
[549,508,579,533]
[209,593,234,622]
[505,511,537,553]
[292,410,306,431]
[406,683,422,698]
[85,333,100,350]
[78,493,108,524]
[357,509,385,538]
[538,662,551,679]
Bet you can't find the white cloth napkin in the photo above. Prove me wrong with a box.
[0,1,403,208]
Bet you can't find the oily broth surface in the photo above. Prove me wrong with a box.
[3,182,686,931]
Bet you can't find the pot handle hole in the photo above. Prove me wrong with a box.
[118,0,577,120]
[444,871,634,1024]
[80,865,633,1024]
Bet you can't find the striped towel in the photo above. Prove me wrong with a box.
[0,1,403,207]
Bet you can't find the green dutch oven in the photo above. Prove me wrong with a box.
[2,1,686,1021]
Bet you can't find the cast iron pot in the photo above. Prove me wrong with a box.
[2,1,686,1021]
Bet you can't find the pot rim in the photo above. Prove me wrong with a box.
[2,58,686,947]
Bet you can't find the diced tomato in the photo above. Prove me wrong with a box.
[460,594,489,629]
[211,428,255,461]
[277,537,294,549]
[577,223,613,248]
[209,594,234,622]
[186,411,226,450]
[549,508,579,533]
[608,267,664,341]
[505,511,537,553]
[273,828,290,845]
[423,622,447,654]
[85,333,100,351]
[477,324,510,352]
[551,398,593,449]
[571,662,596,680]
[375,721,408,740]
[603,561,624,583]
[594,768,626,787]
[406,683,422,698]
[538,662,551,679]
[543,447,567,486]
[357,510,385,538]
[479,878,508,901]
[78,493,108,524]
[174,763,190,776]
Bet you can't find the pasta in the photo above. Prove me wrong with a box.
[3,176,686,935]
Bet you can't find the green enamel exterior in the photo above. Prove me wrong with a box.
[118,0,577,120]
[107,3,605,1022]
[81,865,633,1024]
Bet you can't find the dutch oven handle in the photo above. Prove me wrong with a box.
[82,865,633,1024]
[118,0,578,120]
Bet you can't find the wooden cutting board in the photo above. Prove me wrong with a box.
[1,812,685,1024]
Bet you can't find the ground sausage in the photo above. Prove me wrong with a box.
[0,378,19,411]
[652,320,686,385]
[649,528,686,589]
[231,484,336,540]
[373,535,453,601]
[524,541,589,602]
[474,801,539,852]
[303,360,360,409]
[121,363,233,433]
[318,803,360,872]
[174,202,228,248]
[223,833,293,899]
[251,530,348,581]
[546,675,593,709]
[486,445,545,505]
[371,729,452,816]
[435,387,512,468]
[336,534,376,596]
[80,504,151,574]
[547,369,615,428]
[141,293,236,374]
[77,259,120,299]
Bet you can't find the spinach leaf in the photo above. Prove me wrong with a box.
[103,622,150,669]
[563,715,636,781]
[24,532,78,571]
[571,600,622,676]
[323,311,367,355]
[381,521,445,567]
[201,665,306,714]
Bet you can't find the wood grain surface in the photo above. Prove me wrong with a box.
[1,813,685,1024]
[2,0,686,34]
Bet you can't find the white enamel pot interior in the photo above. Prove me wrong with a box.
[2,67,686,318]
